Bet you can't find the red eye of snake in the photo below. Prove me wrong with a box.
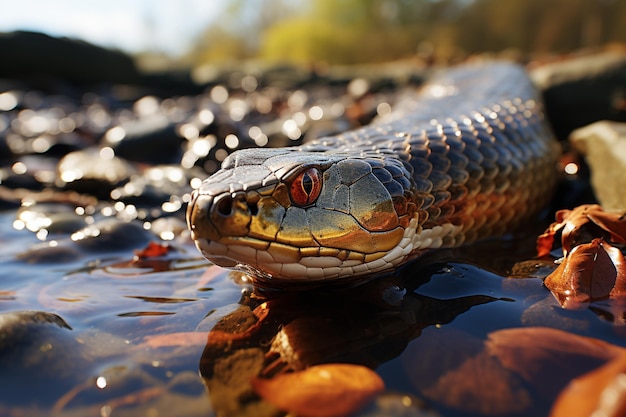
[289,167,322,207]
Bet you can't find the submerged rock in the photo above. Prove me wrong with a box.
[0,310,85,406]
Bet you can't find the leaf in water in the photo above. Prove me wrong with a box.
[537,205,626,257]
[251,363,384,417]
[551,353,626,417]
[405,327,626,416]
[537,223,562,258]
[587,210,626,245]
[422,350,532,416]
[486,327,624,402]
[544,239,626,308]
[134,241,171,259]
[406,327,534,415]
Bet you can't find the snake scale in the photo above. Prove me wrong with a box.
[186,61,558,284]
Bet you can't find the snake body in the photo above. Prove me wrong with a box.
[186,62,558,284]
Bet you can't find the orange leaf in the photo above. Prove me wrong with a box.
[544,239,626,308]
[559,205,600,256]
[587,210,626,245]
[539,205,626,257]
[551,353,626,417]
[134,241,170,259]
[537,230,557,258]
[251,364,384,417]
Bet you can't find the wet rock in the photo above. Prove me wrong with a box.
[16,202,86,236]
[0,166,45,190]
[1,155,58,191]
[104,116,182,164]
[56,148,137,198]
[530,49,626,140]
[111,165,205,208]
[0,310,86,406]
[70,218,155,252]
[16,219,156,263]
[570,121,626,211]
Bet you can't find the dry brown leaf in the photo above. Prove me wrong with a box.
[551,353,626,417]
[587,210,626,245]
[251,363,384,417]
[537,205,626,257]
[544,239,626,308]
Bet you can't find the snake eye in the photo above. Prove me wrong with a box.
[289,167,322,207]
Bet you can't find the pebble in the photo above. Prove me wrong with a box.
[530,49,626,140]
[55,148,137,197]
[570,121,626,211]
[104,115,183,164]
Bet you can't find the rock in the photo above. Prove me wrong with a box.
[70,218,155,252]
[530,49,626,141]
[56,148,137,198]
[16,202,86,235]
[111,165,205,209]
[570,121,626,211]
[104,116,183,165]
[16,219,157,263]
[0,310,86,406]
[0,31,139,84]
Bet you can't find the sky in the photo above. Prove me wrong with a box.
[0,0,227,56]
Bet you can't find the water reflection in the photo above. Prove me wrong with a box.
[198,266,502,417]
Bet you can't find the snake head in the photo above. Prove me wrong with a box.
[186,147,421,282]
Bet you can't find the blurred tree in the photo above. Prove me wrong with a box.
[457,0,626,54]
[260,0,441,65]
[187,0,626,67]
[186,0,296,64]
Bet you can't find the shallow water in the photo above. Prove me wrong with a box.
[1,69,624,417]
[2,206,623,417]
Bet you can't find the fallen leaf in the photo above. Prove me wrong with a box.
[423,350,532,415]
[251,363,384,417]
[544,239,626,308]
[537,205,626,257]
[587,210,626,245]
[134,241,171,259]
[405,327,626,416]
[486,327,624,401]
[551,353,626,417]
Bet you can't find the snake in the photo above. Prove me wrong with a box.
[186,61,558,284]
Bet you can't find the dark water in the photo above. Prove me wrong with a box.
[0,70,623,417]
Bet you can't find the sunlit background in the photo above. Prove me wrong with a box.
[0,0,226,56]
[2,0,626,73]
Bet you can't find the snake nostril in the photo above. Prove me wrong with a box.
[216,195,233,216]
[249,201,258,216]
